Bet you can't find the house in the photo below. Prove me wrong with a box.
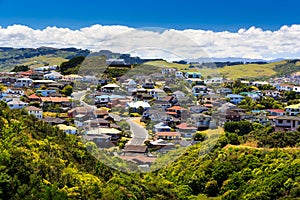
[176,123,197,138]
[216,87,232,95]
[88,127,121,141]
[44,71,63,81]
[127,101,151,112]
[274,116,300,131]
[172,90,185,99]
[25,106,43,119]
[42,117,66,125]
[150,139,175,151]
[201,94,221,104]
[32,80,56,88]
[149,88,165,100]
[185,72,201,79]
[142,82,155,89]
[68,106,95,118]
[154,122,171,132]
[226,94,245,104]
[239,92,260,100]
[63,74,83,82]
[189,106,208,113]
[82,131,113,148]
[190,113,211,130]
[293,85,300,93]
[57,124,77,134]
[101,83,120,93]
[166,105,187,118]
[266,109,285,116]
[95,95,111,107]
[205,77,224,84]
[285,104,300,116]
[14,78,33,87]
[123,145,148,155]
[251,81,269,87]
[263,90,280,98]
[36,89,57,97]
[7,100,28,109]
[82,75,98,83]
[94,109,109,118]
[175,71,184,78]
[155,132,181,140]
[27,93,41,102]
[276,84,293,91]
[192,85,208,96]
[186,78,205,86]
[122,79,137,92]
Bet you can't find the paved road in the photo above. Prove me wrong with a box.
[72,90,97,110]
[126,118,149,146]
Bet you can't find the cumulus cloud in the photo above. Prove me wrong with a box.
[1,24,300,60]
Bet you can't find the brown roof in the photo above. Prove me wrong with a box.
[176,123,197,130]
[25,106,42,111]
[40,97,69,103]
[42,117,65,124]
[28,93,40,99]
[94,109,108,115]
[124,145,147,153]
[156,132,181,137]
[167,106,186,111]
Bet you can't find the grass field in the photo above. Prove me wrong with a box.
[21,55,67,69]
[145,60,290,79]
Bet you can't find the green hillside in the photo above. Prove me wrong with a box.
[145,60,300,79]
[0,101,300,199]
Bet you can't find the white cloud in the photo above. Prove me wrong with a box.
[1,24,300,60]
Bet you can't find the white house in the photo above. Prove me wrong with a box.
[285,104,300,116]
[14,78,33,87]
[276,84,293,91]
[275,116,300,131]
[216,87,232,95]
[263,90,280,97]
[57,124,77,134]
[205,77,224,84]
[154,122,171,132]
[25,106,43,119]
[7,100,28,109]
[126,101,151,111]
[293,86,300,93]
[175,71,184,78]
[149,88,165,100]
[44,71,63,81]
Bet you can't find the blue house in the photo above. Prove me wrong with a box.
[36,89,57,97]
[226,94,245,104]
[185,72,202,79]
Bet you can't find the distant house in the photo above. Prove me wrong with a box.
[226,94,244,104]
[57,124,77,134]
[263,90,280,98]
[205,77,224,84]
[266,109,285,116]
[201,94,221,104]
[189,105,209,113]
[6,88,24,95]
[25,106,43,119]
[154,122,171,132]
[276,84,293,91]
[44,71,63,81]
[216,87,232,95]
[7,100,28,109]
[274,116,300,131]
[192,85,208,96]
[176,123,197,138]
[155,132,181,140]
[175,71,184,78]
[285,104,300,116]
[293,86,300,93]
[190,113,211,130]
[239,92,260,100]
[101,84,120,93]
[126,101,151,112]
[149,88,165,100]
[122,79,137,92]
[14,78,33,87]
[172,90,185,99]
[166,105,187,118]
[36,89,57,97]
[185,72,201,79]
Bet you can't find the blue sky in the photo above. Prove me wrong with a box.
[0,0,299,31]
[1,0,300,60]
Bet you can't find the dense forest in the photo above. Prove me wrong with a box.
[0,100,299,199]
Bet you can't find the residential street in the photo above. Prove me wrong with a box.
[126,118,149,146]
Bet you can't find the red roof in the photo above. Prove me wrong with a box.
[267,109,285,113]
[167,105,186,111]
[28,93,40,99]
[176,123,197,130]
[204,104,213,108]
[166,111,177,115]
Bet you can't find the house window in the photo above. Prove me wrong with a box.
[278,120,283,124]
[287,120,291,123]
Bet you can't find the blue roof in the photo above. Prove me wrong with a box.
[226,94,244,98]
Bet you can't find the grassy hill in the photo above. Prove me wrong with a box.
[0,47,90,71]
[145,60,300,79]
